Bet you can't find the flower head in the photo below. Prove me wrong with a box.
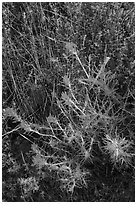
[103,134,133,167]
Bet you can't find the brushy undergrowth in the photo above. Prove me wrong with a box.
[2,2,135,202]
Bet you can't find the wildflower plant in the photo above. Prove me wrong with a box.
[2,2,134,202]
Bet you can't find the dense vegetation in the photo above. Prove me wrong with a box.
[2,2,135,202]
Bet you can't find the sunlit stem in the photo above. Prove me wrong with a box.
[74,52,89,78]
